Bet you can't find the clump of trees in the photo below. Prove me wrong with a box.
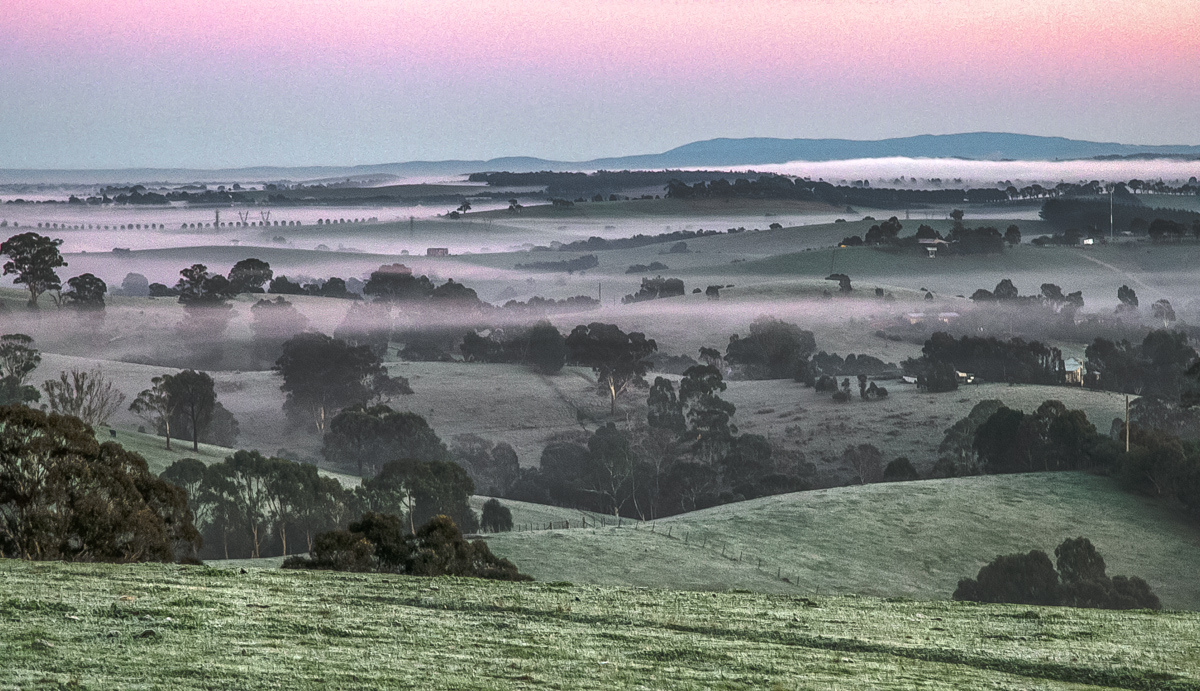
[451,434,520,497]
[283,513,528,580]
[969,279,1083,315]
[274,332,410,433]
[163,439,481,560]
[954,537,1160,610]
[903,332,1065,389]
[973,400,1109,474]
[129,369,239,451]
[1085,329,1197,399]
[509,361,811,518]
[724,316,816,381]
[626,261,669,274]
[460,321,567,374]
[932,396,1200,519]
[566,323,658,414]
[322,403,451,477]
[514,255,599,273]
[623,276,685,303]
[1,405,200,562]
[480,498,514,532]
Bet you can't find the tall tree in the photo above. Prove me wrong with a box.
[1,232,66,308]
[62,273,107,314]
[162,370,217,452]
[679,364,737,460]
[0,334,41,406]
[647,376,685,433]
[227,258,273,293]
[129,375,179,450]
[565,322,657,414]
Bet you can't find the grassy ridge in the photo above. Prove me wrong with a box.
[485,473,1200,610]
[2,559,1197,690]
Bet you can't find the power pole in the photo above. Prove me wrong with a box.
[1125,395,1130,453]
[598,282,602,304]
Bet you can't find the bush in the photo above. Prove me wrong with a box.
[285,513,530,581]
[480,499,514,533]
[882,457,919,482]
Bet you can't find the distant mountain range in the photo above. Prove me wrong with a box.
[4,132,1200,185]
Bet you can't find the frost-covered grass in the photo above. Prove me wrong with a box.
[486,473,1200,610]
[2,558,1197,690]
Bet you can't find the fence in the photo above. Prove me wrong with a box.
[505,515,810,592]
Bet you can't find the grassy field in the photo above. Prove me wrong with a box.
[2,558,1197,690]
[484,472,1200,610]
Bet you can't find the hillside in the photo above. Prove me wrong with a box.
[484,473,1200,610]
[2,559,1198,690]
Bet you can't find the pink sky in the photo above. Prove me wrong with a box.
[3,0,1199,167]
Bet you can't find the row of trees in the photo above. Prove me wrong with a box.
[903,332,1066,391]
[163,446,481,560]
[933,395,1200,520]
[954,537,1159,610]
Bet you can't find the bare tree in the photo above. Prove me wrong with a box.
[41,368,127,427]
[842,443,884,484]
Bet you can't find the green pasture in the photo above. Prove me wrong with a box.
[2,559,1197,690]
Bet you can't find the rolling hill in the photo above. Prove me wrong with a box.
[483,472,1200,610]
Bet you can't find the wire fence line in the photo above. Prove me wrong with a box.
[502,516,810,593]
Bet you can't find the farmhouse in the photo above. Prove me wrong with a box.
[427,247,449,257]
[1065,357,1086,385]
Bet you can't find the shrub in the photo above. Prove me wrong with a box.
[480,498,514,533]
[285,513,529,581]
[882,457,919,482]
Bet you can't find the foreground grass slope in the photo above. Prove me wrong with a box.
[2,560,1197,690]
[486,473,1200,610]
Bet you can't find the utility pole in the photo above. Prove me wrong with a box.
[1125,395,1130,453]
[598,282,602,304]
[1110,185,1115,241]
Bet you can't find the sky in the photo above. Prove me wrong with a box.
[2,0,1199,169]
